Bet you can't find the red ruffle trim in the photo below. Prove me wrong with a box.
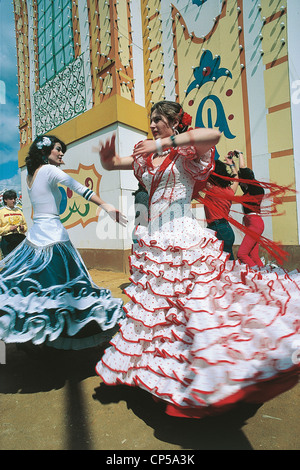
[165,367,299,418]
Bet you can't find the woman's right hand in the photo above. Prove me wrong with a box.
[99,134,122,171]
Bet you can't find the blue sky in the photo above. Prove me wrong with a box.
[0,0,21,193]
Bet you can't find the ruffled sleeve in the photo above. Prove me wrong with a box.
[180,145,215,182]
[132,141,148,185]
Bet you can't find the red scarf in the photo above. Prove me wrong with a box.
[147,148,177,209]
[195,175,296,265]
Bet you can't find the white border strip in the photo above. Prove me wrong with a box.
[287,0,300,243]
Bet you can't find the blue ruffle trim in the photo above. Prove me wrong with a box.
[0,240,125,349]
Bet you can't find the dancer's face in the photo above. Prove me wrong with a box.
[150,110,175,140]
[48,142,65,166]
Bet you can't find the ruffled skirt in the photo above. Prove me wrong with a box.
[96,217,300,418]
[0,239,124,350]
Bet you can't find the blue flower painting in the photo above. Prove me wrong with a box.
[186,50,232,95]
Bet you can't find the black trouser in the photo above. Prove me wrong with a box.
[1,233,26,257]
[207,218,235,260]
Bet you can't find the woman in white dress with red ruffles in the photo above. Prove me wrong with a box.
[96,101,300,419]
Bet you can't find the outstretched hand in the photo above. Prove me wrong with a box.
[108,208,128,227]
[99,203,128,227]
[98,134,122,171]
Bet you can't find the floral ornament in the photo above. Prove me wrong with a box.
[181,112,192,127]
[185,50,232,96]
[36,136,52,150]
[178,112,192,130]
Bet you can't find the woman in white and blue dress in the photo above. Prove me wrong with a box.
[0,135,127,350]
[95,101,300,419]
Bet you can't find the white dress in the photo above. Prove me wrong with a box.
[96,145,300,418]
[0,164,124,350]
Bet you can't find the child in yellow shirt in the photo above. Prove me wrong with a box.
[0,190,27,257]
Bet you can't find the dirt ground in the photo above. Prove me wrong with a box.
[0,269,299,451]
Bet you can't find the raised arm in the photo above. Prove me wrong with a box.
[235,150,246,169]
[99,134,133,171]
[224,154,239,194]
[132,128,221,159]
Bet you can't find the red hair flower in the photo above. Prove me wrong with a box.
[180,112,192,127]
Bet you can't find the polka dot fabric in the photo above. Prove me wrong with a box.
[96,147,300,419]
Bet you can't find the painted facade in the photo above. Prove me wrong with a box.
[13,0,300,270]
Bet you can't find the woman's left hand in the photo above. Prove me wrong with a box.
[109,209,128,227]
[101,204,128,227]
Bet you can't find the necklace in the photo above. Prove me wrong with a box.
[151,150,170,169]
[147,148,171,169]
[153,149,170,158]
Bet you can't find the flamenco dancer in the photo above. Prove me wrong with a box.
[236,151,265,268]
[96,101,300,419]
[0,135,127,351]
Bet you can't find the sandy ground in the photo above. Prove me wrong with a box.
[0,269,299,451]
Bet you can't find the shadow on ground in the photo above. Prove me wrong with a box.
[93,383,259,450]
[0,343,104,394]
[0,344,260,450]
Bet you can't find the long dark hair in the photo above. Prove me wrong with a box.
[150,101,190,134]
[208,159,232,188]
[25,135,67,176]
